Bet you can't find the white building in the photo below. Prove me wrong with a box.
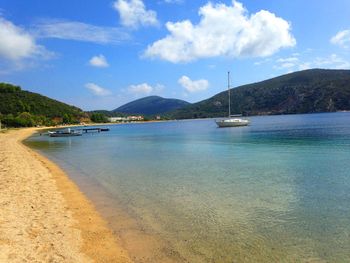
[108,116,144,122]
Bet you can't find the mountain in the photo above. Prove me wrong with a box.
[170,69,350,119]
[0,83,86,126]
[114,96,190,115]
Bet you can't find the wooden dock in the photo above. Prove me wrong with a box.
[78,128,110,133]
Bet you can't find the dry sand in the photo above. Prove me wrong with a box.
[0,128,133,263]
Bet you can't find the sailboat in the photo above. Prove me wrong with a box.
[215,71,250,128]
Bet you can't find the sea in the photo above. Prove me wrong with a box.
[25,112,350,262]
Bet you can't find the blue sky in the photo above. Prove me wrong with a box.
[0,0,350,110]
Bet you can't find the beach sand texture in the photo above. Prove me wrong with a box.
[0,128,132,263]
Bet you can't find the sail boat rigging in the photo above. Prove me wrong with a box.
[215,71,250,128]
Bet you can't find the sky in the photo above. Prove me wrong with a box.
[0,0,350,110]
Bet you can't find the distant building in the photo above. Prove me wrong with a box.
[128,115,144,121]
[108,116,144,122]
[156,116,161,120]
[108,117,126,122]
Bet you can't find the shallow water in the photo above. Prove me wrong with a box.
[26,113,350,262]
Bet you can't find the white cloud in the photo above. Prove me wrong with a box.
[85,83,112,96]
[331,29,350,48]
[163,0,183,4]
[275,54,350,72]
[178,76,209,93]
[254,58,272,66]
[33,19,129,44]
[89,55,109,67]
[277,57,299,63]
[299,54,350,70]
[0,17,54,73]
[128,83,153,95]
[144,1,295,63]
[279,62,296,69]
[273,56,300,69]
[113,0,158,29]
[0,17,47,61]
[127,83,164,96]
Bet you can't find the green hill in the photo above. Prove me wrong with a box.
[170,69,350,119]
[0,83,86,127]
[114,96,190,115]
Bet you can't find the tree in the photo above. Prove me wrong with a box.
[62,113,72,124]
[90,113,108,123]
[0,83,21,93]
[15,112,35,127]
[2,114,13,126]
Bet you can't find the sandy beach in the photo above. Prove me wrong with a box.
[0,128,133,263]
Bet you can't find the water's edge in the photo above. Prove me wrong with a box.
[24,138,186,263]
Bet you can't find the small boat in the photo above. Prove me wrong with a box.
[216,118,250,127]
[49,128,82,137]
[216,71,250,128]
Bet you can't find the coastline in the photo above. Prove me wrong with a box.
[0,128,132,262]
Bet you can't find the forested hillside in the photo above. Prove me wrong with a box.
[0,83,86,127]
[169,69,350,119]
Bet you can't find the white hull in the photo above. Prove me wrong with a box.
[216,118,250,128]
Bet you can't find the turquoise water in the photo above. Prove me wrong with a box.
[26,113,350,262]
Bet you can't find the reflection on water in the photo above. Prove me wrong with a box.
[26,113,350,262]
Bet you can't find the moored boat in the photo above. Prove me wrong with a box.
[216,71,250,128]
[49,128,82,137]
[216,118,250,127]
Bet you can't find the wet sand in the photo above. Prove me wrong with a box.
[0,128,132,262]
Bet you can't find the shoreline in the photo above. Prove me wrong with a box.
[0,128,132,262]
[24,127,187,263]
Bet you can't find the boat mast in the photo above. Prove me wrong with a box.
[228,71,231,117]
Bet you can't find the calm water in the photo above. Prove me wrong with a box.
[26,113,350,262]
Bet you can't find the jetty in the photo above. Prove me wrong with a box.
[45,127,110,137]
[79,127,110,133]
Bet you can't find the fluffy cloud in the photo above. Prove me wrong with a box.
[299,54,350,70]
[274,54,350,72]
[0,17,45,61]
[144,1,295,63]
[128,83,164,96]
[85,83,112,96]
[89,55,109,67]
[33,19,129,44]
[331,30,350,48]
[113,0,158,29]
[178,76,209,93]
